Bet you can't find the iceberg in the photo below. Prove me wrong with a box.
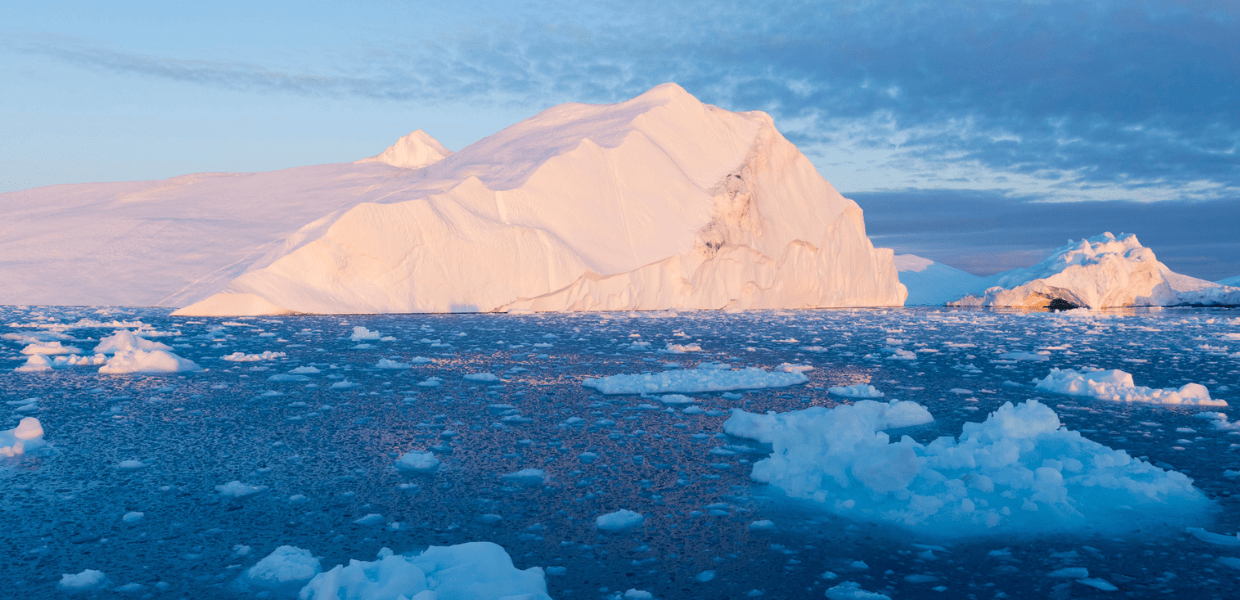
[949,233,1240,309]
[894,254,988,306]
[0,84,904,314]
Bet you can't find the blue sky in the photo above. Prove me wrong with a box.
[3,0,1238,278]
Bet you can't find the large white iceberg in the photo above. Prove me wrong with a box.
[0,84,904,314]
[724,399,1209,535]
[949,233,1240,309]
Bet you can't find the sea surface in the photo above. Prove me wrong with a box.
[2,306,1238,599]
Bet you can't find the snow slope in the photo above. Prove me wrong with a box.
[949,233,1240,309]
[894,254,988,306]
[0,84,906,314]
[356,129,453,170]
[1219,275,1240,287]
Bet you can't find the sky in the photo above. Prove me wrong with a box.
[3,0,1238,279]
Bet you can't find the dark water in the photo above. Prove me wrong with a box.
[2,306,1238,599]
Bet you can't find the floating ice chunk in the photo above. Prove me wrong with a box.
[695,570,716,582]
[396,451,441,474]
[376,358,412,369]
[289,366,320,374]
[1048,567,1089,578]
[596,509,644,531]
[657,394,696,405]
[0,417,46,457]
[16,352,108,372]
[662,343,701,353]
[350,327,382,341]
[122,512,144,524]
[824,581,890,600]
[222,351,286,362]
[59,569,109,592]
[776,363,814,373]
[241,546,321,592]
[748,520,776,531]
[622,590,653,599]
[94,330,172,355]
[100,349,199,374]
[465,373,502,382]
[330,380,359,389]
[21,341,82,355]
[1077,578,1118,591]
[828,384,884,399]
[1035,368,1226,406]
[353,513,384,526]
[298,542,550,600]
[501,468,548,485]
[117,459,145,470]
[1186,527,1240,546]
[269,373,311,382]
[725,400,1209,534]
[583,365,807,395]
[887,349,917,360]
[215,480,268,499]
[1196,412,1240,431]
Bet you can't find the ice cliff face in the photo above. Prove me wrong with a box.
[0,84,905,314]
[949,233,1239,309]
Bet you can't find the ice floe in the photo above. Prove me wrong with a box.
[596,509,645,531]
[828,384,884,399]
[583,363,807,395]
[298,543,550,600]
[395,451,441,474]
[1034,368,1225,406]
[725,399,1209,534]
[0,417,46,458]
[238,546,321,593]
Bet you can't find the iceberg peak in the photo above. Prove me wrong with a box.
[358,129,452,169]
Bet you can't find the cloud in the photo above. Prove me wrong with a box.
[854,189,1240,280]
[8,0,1240,200]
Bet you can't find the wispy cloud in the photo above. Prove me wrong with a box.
[10,0,1240,201]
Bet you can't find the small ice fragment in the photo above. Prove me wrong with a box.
[1048,567,1089,578]
[395,451,441,474]
[828,384,884,399]
[215,481,268,499]
[824,581,890,600]
[353,513,384,526]
[501,468,548,485]
[243,546,321,592]
[596,509,645,531]
[1077,578,1118,591]
[58,569,109,592]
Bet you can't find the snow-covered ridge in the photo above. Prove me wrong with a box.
[0,83,905,314]
[900,233,1239,308]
